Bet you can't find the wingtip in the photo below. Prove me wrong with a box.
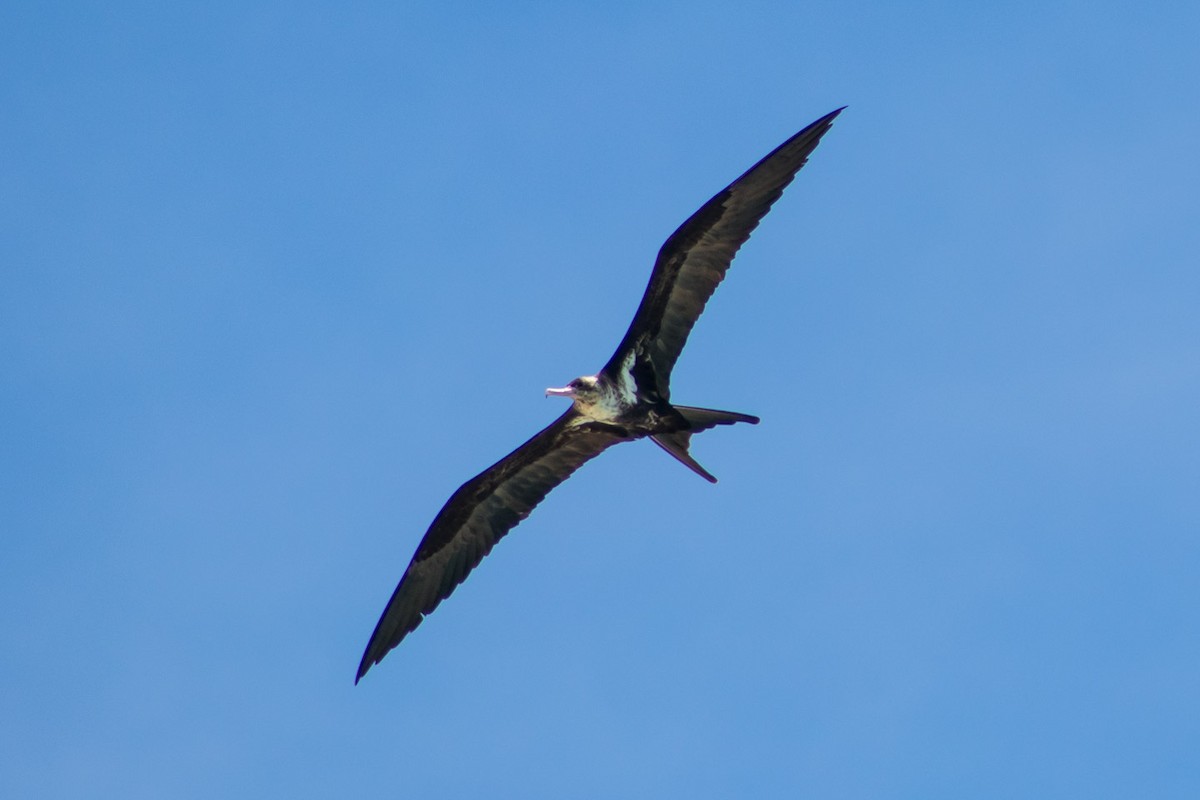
[819,106,847,127]
[355,653,374,685]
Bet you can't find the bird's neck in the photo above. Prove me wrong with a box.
[575,373,635,423]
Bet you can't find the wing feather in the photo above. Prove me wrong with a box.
[356,409,629,681]
[603,108,844,391]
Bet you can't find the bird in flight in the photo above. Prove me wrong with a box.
[356,107,843,682]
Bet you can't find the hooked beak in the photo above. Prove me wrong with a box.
[545,385,575,399]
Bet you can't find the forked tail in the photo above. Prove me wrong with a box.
[649,405,760,483]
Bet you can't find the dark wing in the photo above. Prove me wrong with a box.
[602,108,844,394]
[356,409,630,682]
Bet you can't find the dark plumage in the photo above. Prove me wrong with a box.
[357,108,843,682]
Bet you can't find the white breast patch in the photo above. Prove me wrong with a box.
[617,351,638,405]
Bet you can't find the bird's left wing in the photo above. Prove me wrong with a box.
[356,409,630,681]
[602,108,843,392]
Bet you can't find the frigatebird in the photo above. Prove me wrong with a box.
[356,108,842,682]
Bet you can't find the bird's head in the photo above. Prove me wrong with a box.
[545,375,602,408]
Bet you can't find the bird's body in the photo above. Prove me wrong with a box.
[356,108,843,682]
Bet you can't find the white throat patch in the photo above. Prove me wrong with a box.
[572,373,632,423]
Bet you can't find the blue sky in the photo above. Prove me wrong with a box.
[3,1,1198,797]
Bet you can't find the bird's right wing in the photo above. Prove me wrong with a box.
[356,409,630,681]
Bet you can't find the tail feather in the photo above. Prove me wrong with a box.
[673,405,760,431]
[650,405,759,483]
[651,432,717,483]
